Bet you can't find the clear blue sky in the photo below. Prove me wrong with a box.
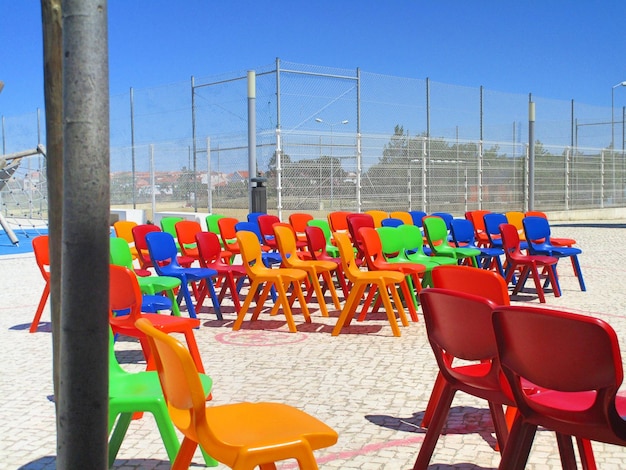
[1,1,625,117]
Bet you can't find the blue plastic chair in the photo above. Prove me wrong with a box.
[381,217,404,228]
[522,216,586,291]
[483,212,528,249]
[450,218,504,276]
[234,221,282,267]
[145,231,222,319]
[408,210,427,227]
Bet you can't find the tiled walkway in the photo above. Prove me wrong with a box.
[2,221,626,469]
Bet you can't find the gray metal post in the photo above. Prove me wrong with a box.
[206,137,212,213]
[528,98,536,211]
[130,87,136,208]
[248,70,257,210]
[59,0,110,468]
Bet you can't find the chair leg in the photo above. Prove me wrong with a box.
[388,283,409,327]
[488,402,509,453]
[380,283,403,337]
[233,279,262,330]
[577,438,597,470]
[555,433,579,470]
[30,282,50,333]
[108,412,133,466]
[420,372,446,428]
[571,255,586,291]
[498,418,537,470]
[152,407,183,464]
[172,436,199,470]
[183,331,206,373]
[332,284,367,336]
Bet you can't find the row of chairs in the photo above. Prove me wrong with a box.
[412,265,624,470]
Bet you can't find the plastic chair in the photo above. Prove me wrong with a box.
[484,213,522,249]
[332,231,409,337]
[327,210,352,234]
[174,220,203,263]
[110,237,182,316]
[365,209,389,228]
[408,210,427,227]
[505,211,527,241]
[134,317,339,470]
[205,213,226,236]
[380,217,404,227]
[107,329,214,467]
[288,212,314,242]
[307,219,340,257]
[430,212,454,231]
[523,215,586,291]
[525,210,576,247]
[389,211,414,225]
[274,223,341,317]
[465,209,491,247]
[113,220,139,259]
[500,223,561,303]
[159,216,184,247]
[412,288,514,469]
[109,265,206,373]
[29,235,50,333]
[493,305,626,470]
[359,227,425,322]
[218,217,242,257]
[233,230,310,333]
[346,212,374,264]
[195,231,247,313]
[145,231,222,320]
[450,218,504,275]
[234,221,283,267]
[246,211,266,225]
[423,216,481,266]
[257,214,282,251]
[304,225,349,299]
[132,224,161,270]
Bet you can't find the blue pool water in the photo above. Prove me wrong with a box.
[0,228,48,256]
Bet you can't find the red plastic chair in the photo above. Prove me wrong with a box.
[305,225,349,299]
[500,223,561,303]
[195,231,247,313]
[30,235,50,333]
[288,212,314,242]
[346,212,374,264]
[132,224,161,270]
[109,264,205,373]
[493,305,626,470]
[327,210,352,234]
[412,288,514,469]
[465,209,491,247]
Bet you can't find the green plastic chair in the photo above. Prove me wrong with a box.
[110,237,182,316]
[108,329,216,467]
[205,213,227,247]
[395,224,457,287]
[159,216,184,251]
[423,216,481,267]
[307,219,340,257]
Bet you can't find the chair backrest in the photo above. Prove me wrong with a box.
[431,265,510,305]
[175,220,202,256]
[465,210,490,233]
[377,226,407,262]
[396,224,427,255]
[431,212,453,230]
[333,231,361,280]
[113,220,138,244]
[273,223,299,260]
[205,214,226,235]
[134,317,209,439]
[195,231,223,268]
[408,210,427,227]
[234,221,265,245]
[160,216,184,237]
[358,226,385,270]
[381,217,404,228]
[505,211,525,230]
[305,225,332,260]
[247,212,266,224]
[419,288,504,396]
[389,211,414,225]
[522,216,552,252]
[257,214,281,243]
[109,264,143,323]
[217,217,239,248]
[346,213,374,257]
[32,235,50,280]
[288,213,314,234]
[327,211,352,232]
[365,210,389,228]
[236,230,266,276]
[145,231,180,267]
[449,218,476,247]
[422,216,448,247]
[307,219,333,243]
[492,305,623,435]
[110,236,135,269]
[132,224,161,251]
[499,223,524,261]
[483,213,508,246]
[525,210,547,219]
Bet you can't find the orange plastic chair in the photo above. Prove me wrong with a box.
[505,210,527,241]
[273,223,341,317]
[30,235,50,333]
[288,212,314,242]
[134,317,338,470]
[500,223,561,303]
[327,210,352,234]
[109,264,205,373]
[365,209,389,228]
[332,231,409,337]
[389,211,414,225]
[195,231,247,312]
[412,288,514,468]
[113,220,139,259]
[493,305,626,469]
[217,217,241,257]
[174,220,203,263]
[358,226,425,322]
[233,230,311,333]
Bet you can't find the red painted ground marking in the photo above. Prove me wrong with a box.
[214,330,308,346]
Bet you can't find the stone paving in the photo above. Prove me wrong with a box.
[2,220,626,469]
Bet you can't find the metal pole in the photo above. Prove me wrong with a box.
[59,0,110,467]
[206,137,212,213]
[130,87,136,208]
[150,145,156,219]
[528,98,536,211]
[356,67,361,213]
[247,70,257,211]
[190,76,197,211]
[425,78,430,212]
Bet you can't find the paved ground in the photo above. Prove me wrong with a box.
[2,221,626,469]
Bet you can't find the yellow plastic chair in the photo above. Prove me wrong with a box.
[135,317,338,469]
[332,231,409,337]
[233,230,311,333]
[273,223,341,317]
[505,210,527,241]
[389,211,414,225]
[365,209,389,228]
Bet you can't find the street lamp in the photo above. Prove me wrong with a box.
[315,118,348,208]
[611,81,626,202]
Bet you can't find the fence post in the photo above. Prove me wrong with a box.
[565,146,570,210]
[356,132,362,213]
[601,149,605,208]
[206,137,212,213]
[276,128,283,220]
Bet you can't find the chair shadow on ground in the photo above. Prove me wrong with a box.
[11,321,52,332]
[366,406,499,450]
[17,456,207,469]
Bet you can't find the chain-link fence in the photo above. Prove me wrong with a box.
[2,60,625,224]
